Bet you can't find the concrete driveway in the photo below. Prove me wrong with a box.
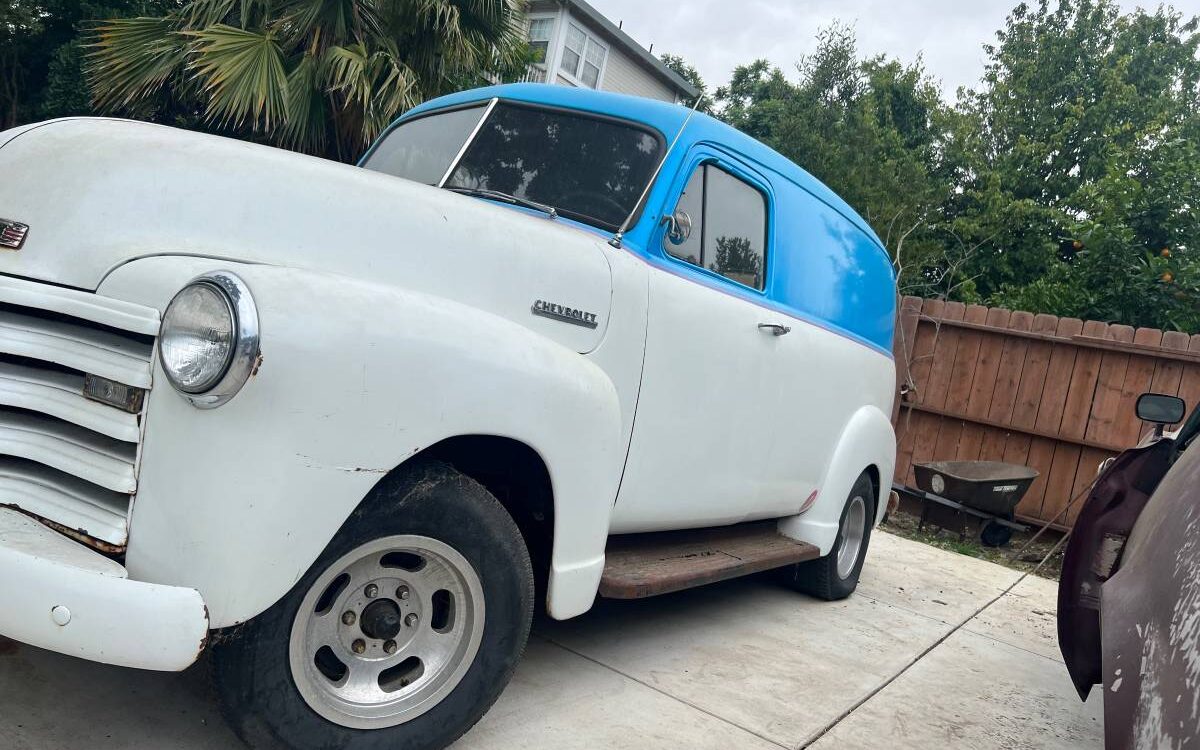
[2,532,1102,749]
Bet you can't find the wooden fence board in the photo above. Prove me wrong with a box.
[978,311,1035,463]
[936,305,989,460]
[1084,325,1136,447]
[1070,325,1138,526]
[958,308,1011,461]
[1117,329,1164,446]
[907,302,966,479]
[1178,334,1200,413]
[890,298,1200,530]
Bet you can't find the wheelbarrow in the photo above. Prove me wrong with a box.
[895,461,1039,547]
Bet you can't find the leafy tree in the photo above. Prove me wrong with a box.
[0,1,180,128]
[86,0,529,161]
[659,52,710,112]
[714,24,965,299]
[955,0,1200,329]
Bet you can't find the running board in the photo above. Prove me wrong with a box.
[599,521,821,599]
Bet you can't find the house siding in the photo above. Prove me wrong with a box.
[598,44,677,102]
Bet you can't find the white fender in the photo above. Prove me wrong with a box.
[100,257,623,626]
[776,405,896,555]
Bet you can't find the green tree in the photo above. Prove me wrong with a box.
[659,52,710,112]
[86,0,529,161]
[956,0,1200,330]
[715,24,966,298]
[0,1,179,128]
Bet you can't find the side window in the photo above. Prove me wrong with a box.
[664,163,768,290]
[666,168,704,265]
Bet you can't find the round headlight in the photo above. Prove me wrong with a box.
[159,271,259,408]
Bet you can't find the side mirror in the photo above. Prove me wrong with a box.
[664,209,693,246]
[1136,392,1186,436]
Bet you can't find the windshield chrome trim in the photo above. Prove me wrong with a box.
[437,97,499,189]
[609,96,704,249]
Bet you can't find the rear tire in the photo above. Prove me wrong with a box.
[210,460,534,750]
[784,472,875,601]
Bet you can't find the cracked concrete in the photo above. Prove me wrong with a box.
[0,531,1102,749]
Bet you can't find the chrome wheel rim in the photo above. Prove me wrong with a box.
[288,535,485,729]
[836,495,868,579]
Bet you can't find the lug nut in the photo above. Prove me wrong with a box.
[396,585,410,600]
[352,639,366,654]
[384,639,397,655]
[341,611,356,626]
[405,613,419,627]
[364,584,379,599]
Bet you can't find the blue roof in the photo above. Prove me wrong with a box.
[398,84,885,249]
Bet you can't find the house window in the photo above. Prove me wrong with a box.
[561,22,607,89]
[528,17,553,64]
[665,164,768,290]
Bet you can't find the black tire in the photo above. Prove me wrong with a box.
[980,520,1013,547]
[210,460,534,750]
[783,472,875,601]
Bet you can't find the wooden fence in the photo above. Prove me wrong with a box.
[891,296,1200,530]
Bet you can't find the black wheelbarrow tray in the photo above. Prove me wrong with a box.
[895,461,1039,546]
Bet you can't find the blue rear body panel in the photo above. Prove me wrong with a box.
[366,84,897,356]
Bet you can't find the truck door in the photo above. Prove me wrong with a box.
[611,150,790,532]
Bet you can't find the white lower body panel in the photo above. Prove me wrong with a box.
[0,508,207,670]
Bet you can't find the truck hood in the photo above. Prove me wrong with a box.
[0,118,613,353]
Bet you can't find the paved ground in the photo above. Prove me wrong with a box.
[2,531,1102,749]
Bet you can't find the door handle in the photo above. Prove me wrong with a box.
[758,323,791,336]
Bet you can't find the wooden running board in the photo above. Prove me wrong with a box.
[599,521,821,599]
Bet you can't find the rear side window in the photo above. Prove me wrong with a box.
[665,163,767,290]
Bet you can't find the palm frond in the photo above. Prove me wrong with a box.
[86,16,191,112]
[186,24,288,130]
[325,40,419,148]
[280,51,329,154]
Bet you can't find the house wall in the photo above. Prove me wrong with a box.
[525,1,681,103]
[598,43,677,102]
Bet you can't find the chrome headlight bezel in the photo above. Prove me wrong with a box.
[159,270,260,409]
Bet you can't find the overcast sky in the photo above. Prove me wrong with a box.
[588,0,1200,99]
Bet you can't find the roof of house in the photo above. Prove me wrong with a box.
[554,0,701,100]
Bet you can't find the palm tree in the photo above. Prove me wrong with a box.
[87,0,529,161]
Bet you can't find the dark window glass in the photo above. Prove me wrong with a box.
[444,103,662,230]
[362,105,486,185]
[705,166,767,289]
[665,164,767,290]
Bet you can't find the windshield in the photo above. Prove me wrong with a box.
[363,101,664,231]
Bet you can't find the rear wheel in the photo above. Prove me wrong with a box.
[210,460,534,750]
[783,472,875,600]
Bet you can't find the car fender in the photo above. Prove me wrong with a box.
[100,257,624,627]
[776,405,895,555]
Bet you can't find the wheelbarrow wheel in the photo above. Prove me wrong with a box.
[782,472,875,601]
[980,520,1013,548]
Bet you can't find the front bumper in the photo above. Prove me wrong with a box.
[0,508,208,671]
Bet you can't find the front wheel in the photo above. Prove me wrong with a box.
[210,461,534,750]
[783,472,875,601]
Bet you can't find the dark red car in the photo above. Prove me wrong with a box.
[1059,393,1200,749]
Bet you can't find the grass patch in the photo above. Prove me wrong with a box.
[882,506,1065,580]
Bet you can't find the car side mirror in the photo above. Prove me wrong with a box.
[1136,392,1186,436]
[664,209,693,246]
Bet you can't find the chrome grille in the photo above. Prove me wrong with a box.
[0,276,158,548]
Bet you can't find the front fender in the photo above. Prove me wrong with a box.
[100,257,623,626]
[777,405,895,554]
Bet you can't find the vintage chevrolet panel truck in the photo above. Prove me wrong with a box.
[0,84,896,749]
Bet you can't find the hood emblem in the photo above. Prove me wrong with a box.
[0,219,28,250]
[532,299,599,329]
